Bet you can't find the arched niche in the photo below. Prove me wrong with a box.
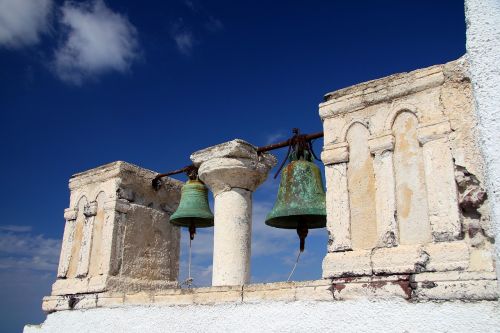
[346,123,378,249]
[67,196,88,278]
[392,111,431,244]
[89,191,106,276]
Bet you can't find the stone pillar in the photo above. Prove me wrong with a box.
[418,121,461,242]
[76,202,98,277]
[57,208,78,278]
[321,143,351,252]
[368,133,398,247]
[192,139,276,286]
[51,161,182,296]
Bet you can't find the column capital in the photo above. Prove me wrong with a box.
[64,208,78,221]
[417,120,452,145]
[192,139,277,196]
[368,133,395,155]
[321,142,349,165]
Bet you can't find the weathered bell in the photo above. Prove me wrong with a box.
[265,152,326,251]
[171,179,214,239]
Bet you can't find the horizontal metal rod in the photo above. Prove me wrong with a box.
[154,165,193,179]
[153,130,324,181]
[256,131,324,153]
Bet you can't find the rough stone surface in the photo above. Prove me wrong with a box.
[51,161,182,296]
[322,250,371,278]
[319,58,496,281]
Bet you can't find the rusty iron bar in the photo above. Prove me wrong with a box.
[256,131,324,153]
[152,130,324,188]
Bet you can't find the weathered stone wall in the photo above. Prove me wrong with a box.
[51,161,182,297]
[320,58,497,297]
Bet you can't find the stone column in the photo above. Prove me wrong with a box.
[192,139,276,286]
[76,202,97,277]
[368,133,398,247]
[418,121,461,242]
[321,143,351,252]
[57,208,78,278]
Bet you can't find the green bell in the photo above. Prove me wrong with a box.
[171,179,214,239]
[266,151,326,251]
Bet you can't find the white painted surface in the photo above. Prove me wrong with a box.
[212,188,253,286]
[465,0,500,286]
[25,299,500,333]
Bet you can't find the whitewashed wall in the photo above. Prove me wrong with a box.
[25,299,500,333]
[465,0,500,288]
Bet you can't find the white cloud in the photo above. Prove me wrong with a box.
[0,224,32,233]
[53,0,140,84]
[0,228,60,271]
[173,30,194,56]
[0,0,53,48]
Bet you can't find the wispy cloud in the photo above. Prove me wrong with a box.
[173,30,194,56]
[53,0,140,84]
[0,225,32,233]
[0,0,53,48]
[205,16,223,33]
[265,131,287,145]
[0,227,60,271]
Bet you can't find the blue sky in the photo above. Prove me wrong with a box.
[0,0,465,331]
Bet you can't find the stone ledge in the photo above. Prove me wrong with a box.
[41,275,499,313]
[319,63,446,119]
[323,242,472,278]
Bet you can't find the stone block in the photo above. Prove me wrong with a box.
[293,280,334,301]
[412,271,497,282]
[96,295,124,308]
[153,289,195,306]
[424,241,469,272]
[243,282,296,303]
[469,248,495,272]
[124,292,153,305]
[372,245,428,274]
[49,161,182,298]
[414,280,498,301]
[332,276,412,300]
[322,250,372,278]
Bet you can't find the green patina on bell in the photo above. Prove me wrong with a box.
[171,179,214,239]
[266,150,326,251]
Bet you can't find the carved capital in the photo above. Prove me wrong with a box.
[104,199,131,214]
[368,133,395,155]
[321,143,349,165]
[417,121,452,145]
[64,208,78,221]
[84,202,98,217]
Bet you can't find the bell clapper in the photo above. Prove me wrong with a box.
[287,220,309,282]
[297,221,309,252]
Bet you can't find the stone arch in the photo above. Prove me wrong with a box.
[340,119,371,143]
[89,191,106,276]
[346,122,378,249]
[385,103,421,132]
[392,111,431,244]
[67,195,88,278]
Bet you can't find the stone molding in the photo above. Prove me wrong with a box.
[63,208,78,221]
[368,134,395,155]
[41,273,498,313]
[319,65,445,119]
[417,120,452,145]
[321,143,349,165]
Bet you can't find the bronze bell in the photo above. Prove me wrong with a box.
[266,144,326,252]
[170,179,214,240]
